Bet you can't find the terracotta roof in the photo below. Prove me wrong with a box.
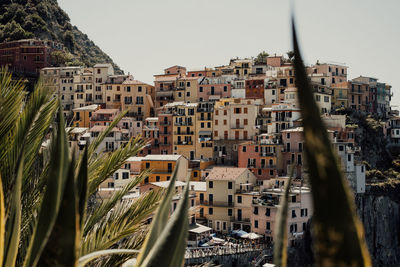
[206,167,248,181]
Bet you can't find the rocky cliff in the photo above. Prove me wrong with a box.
[289,182,400,267]
[356,182,400,267]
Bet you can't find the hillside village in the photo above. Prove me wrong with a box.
[1,38,397,250]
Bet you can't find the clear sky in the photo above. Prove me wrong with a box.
[58,0,400,109]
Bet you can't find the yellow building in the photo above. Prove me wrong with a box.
[174,76,199,103]
[73,104,99,127]
[331,81,349,110]
[140,154,189,184]
[104,76,154,121]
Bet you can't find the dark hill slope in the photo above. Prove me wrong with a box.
[0,0,123,73]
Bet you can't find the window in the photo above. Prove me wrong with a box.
[324,96,329,103]
[228,182,233,189]
[144,177,149,184]
[199,86,203,92]
[292,195,296,202]
[209,181,213,188]
[138,86,142,92]
[339,145,344,151]
[348,154,352,162]
[228,209,233,216]
[224,86,227,92]
[237,196,242,203]
[287,133,290,139]
[224,120,227,125]
[186,92,190,97]
[114,173,119,180]
[244,119,248,125]
[146,162,150,168]
[215,120,218,125]
[254,220,258,228]
[244,108,248,114]
[291,210,296,218]
[214,131,218,137]
[253,207,258,215]
[215,110,219,115]
[266,208,270,216]
[266,222,271,230]
[208,208,213,215]
[242,146,247,152]
[156,176,160,182]
[234,108,241,114]
[224,110,227,115]
[122,172,129,179]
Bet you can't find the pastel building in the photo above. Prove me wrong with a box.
[204,167,257,233]
[198,77,231,101]
[140,154,189,184]
[251,184,313,246]
[213,98,261,165]
[73,104,99,127]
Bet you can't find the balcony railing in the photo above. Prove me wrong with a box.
[160,142,171,146]
[159,132,170,136]
[230,216,251,223]
[260,165,276,169]
[203,201,234,207]
[198,116,212,121]
[231,125,244,129]
[174,131,194,135]
[260,152,275,157]
[159,121,170,126]
[175,121,193,126]
[174,141,193,145]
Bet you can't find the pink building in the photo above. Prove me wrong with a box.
[198,80,231,101]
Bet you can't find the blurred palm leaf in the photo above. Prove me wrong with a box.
[134,162,182,266]
[273,172,293,267]
[291,19,371,266]
[23,108,70,267]
[0,176,4,265]
[3,152,24,267]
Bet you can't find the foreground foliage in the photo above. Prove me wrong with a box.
[273,19,371,267]
[0,69,167,266]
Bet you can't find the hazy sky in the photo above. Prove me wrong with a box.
[58,0,400,109]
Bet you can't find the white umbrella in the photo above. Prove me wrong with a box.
[241,232,263,240]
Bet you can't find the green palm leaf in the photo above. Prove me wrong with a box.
[23,107,70,267]
[291,18,371,266]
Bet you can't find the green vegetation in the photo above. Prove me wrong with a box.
[255,51,269,64]
[0,68,190,266]
[0,0,123,73]
[273,20,371,266]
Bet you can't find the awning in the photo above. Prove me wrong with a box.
[189,223,212,234]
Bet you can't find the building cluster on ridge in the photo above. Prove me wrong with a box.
[40,54,396,246]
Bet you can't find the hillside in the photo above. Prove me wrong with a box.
[0,0,123,73]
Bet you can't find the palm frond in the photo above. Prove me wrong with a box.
[87,136,146,195]
[81,189,162,255]
[84,169,150,235]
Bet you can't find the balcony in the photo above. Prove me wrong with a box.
[159,131,170,136]
[174,131,194,135]
[174,141,193,146]
[203,200,234,207]
[159,121,170,126]
[160,142,171,146]
[260,165,276,169]
[75,89,84,93]
[230,216,251,223]
[207,92,222,96]
[260,152,275,157]
[175,121,193,126]
[113,99,121,102]
[198,115,212,121]
[231,125,244,129]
